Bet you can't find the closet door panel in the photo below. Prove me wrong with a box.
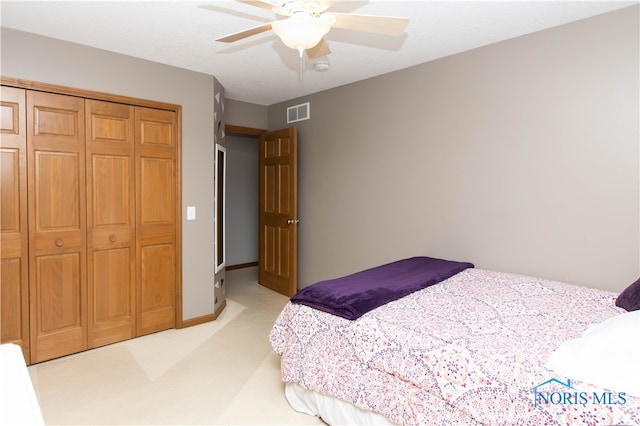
[0,87,29,361]
[136,107,176,335]
[36,253,82,331]
[33,152,81,231]
[90,248,133,345]
[27,91,87,363]
[86,100,135,348]
[140,157,173,225]
[139,243,175,332]
[1,260,23,337]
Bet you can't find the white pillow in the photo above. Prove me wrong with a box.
[545,310,640,398]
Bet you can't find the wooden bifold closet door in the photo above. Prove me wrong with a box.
[27,91,88,363]
[86,100,136,349]
[135,106,177,336]
[0,86,30,363]
[0,84,179,364]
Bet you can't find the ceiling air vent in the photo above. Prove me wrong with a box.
[287,102,310,123]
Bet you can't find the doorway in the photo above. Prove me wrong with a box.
[225,124,299,297]
[225,125,262,271]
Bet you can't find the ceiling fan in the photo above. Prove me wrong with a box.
[214,0,410,60]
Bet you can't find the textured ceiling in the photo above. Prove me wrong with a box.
[1,1,635,105]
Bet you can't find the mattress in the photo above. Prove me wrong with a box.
[269,268,640,425]
[0,343,45,425]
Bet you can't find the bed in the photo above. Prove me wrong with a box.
[269,256,640,425]
[0,343,45,425]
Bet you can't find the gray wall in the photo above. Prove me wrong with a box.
[268,6,640,293]
[1,28,217,321]
[226,133,259,266]
[226,99,268,129]
[212,78,226,313]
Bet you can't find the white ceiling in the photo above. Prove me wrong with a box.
[1,1,636,105]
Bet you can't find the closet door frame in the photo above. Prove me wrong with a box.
[1,77,184,331]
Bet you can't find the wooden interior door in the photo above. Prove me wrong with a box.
[86,100,136,348]
[135,106,177,335]
[0,86,30,362]
[258,127,298,297]
[27,91,87,363]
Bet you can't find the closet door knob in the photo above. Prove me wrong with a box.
[109,234,117,243]
[55,239,64,247]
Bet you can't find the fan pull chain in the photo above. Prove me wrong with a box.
[297,46,305,81]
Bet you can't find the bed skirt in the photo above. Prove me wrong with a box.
[285,382,397,425]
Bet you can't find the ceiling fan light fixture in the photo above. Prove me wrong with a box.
[271,13,331,56]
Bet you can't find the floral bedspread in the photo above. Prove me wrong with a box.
[269,268,640,425]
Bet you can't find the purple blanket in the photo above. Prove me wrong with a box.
[291,256,474,320]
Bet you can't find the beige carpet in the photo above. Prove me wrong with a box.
[28,267,324,425]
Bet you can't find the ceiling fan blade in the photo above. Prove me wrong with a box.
[327,13,409,36]
[215,22,274,43]
[307,39,331,59]
[234,0,278,12]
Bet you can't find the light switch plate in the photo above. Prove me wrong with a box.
[187,206,196,220]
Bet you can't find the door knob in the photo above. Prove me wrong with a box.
[287,219,299,225]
